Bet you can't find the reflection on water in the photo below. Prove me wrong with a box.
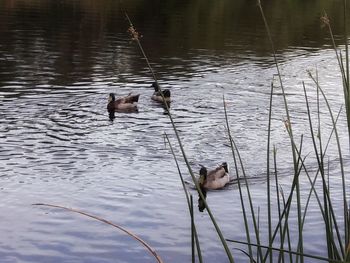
[0,0,347,89]
[0,0,349,262]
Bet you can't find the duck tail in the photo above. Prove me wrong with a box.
[129,94,140,103]
[163,89,171,98]
[222,162,228,173]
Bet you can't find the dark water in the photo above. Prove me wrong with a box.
[1,0,350,262]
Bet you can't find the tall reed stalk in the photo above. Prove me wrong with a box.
[122,2,350,262]
[321,6,350,253]
[34,2,350,263]
[257,1,306,261]
[255,1,350,262]
[297,83,340,259]
[164,133,203,262]
[224,96,262,262]
[266,81,274,263]
[123,11,235,263]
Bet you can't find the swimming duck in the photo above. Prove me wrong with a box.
[150,82,171,103]
[198,162,230,190]
[107,92,140,113]
[198,162,230,212]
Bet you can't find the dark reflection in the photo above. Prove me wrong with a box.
[198,188,207,213]
[162,102,171,115]
[108,111,116,121]
[0,0,348,90]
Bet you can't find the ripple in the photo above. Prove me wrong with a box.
[0,1,350,262]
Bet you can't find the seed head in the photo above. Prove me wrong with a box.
[320,14,330,28]
[283,118,291,132]
[127,26,141,41]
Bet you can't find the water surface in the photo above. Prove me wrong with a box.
[0,1,350,262]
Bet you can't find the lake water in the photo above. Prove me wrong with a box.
[1,1,350,262]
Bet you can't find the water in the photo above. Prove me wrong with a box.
[0,1,349,262]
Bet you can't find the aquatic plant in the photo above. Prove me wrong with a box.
[123,9,236,263]
[33,1,350,262]
[123,0,350,261]
[223,1,350,262]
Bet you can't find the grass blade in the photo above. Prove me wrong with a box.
[224,96,260,262]
[267,81,274,262]
[164,133,203,262]
[227,238,344,263]
[308,73,347,257]
[190,194,195,263]
[302,81,343,259]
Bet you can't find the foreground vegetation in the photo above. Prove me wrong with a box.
[161,1,350,262]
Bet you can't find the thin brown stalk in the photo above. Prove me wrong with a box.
[33,203,164,263]
[123,10,234,262]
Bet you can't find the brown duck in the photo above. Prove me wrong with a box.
[107,92,140,112]
[150,82,171,103]
[198,162,230,212]
[199,162,230,190]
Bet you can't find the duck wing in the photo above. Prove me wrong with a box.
[204,176,229,190]
[204,165,230,189]
[153,91,161,96]
[153,89,170,98]
[206,166,226,181]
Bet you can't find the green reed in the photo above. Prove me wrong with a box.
[224,95,260,262]
[124,1,350,262]
[308,73,350,259]
[266,80,274,263]
[321,6,350,253]
[33,2,350,262]
[280,187,293,262]
[297,107,343,259]
[163,133,203,262]
[227,1,350,262]
[257,0,300,261]
[226,237,344,263]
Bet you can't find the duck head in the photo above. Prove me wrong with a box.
[198,167,208,212]
[151,82,160,92]
[199,167,207,181]
[163,89,171,98]
[108,93,115,103]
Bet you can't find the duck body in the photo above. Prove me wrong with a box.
[199,162,230,190]
[198,162,229,212]
[150,82,171,103]
[107,93,140,113]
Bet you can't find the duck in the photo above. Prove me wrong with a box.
[198,162,230,190]
[150,82,171,103]
[198,162,230,212]
[107,92,140,113]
